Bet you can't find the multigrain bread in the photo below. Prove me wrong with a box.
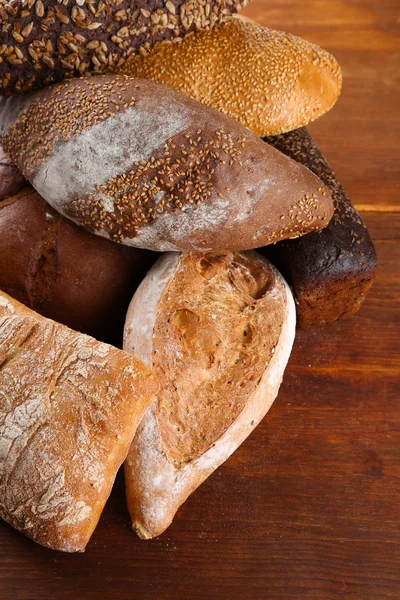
[0,0,250,95]
[123,251,295,538]
[0,291,159,552]
[0,185,156,339]
[0,145,25,199]
[0,75,334,252]
[261,127,377,328]
[117,18,342,137]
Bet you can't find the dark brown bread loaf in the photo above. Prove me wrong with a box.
[0,145,25,198]
[0,185,156,340]
[0,75,334,252]
[261,127,377,328]
[0,0,249,95]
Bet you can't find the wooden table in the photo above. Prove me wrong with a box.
[1,1,399,599]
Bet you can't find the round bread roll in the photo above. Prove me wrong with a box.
[123,251,296,538]
[0,75,334,252]
[0,185,155,339]
[0,0,249,96]
[0,145,25,199]
[116,18,342,136]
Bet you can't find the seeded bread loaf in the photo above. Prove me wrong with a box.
[0,0,249,95]
[261,127,377,328]
[123,251,296,538]
[0,145,25,199]
[0,184,155,339]
[0,75,333,252]
[117,18,342,137]
[0,291,159,552]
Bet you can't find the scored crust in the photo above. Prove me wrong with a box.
[124,252,295,538]
[0,292,158,552]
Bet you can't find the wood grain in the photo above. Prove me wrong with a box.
[1,1,399,599]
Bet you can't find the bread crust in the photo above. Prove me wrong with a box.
[123,252,295,538]
[262,127,377,327]
[117,18,342,137]
[0,0,249,95]
[0,75,333,252]
[0,292,158,552]
[0,146,25,199]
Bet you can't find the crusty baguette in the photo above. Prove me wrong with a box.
[0,0,249,95]
[0,75,333,252]
[123,251,295,538]
[117,18,342,137]
[261,127,377,327]
[0,291,158,552]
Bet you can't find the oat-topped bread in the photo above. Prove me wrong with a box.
[0,291,159,552]
[0,144,25,199]
[261,127,377,328]
[0,0,250,95]
[0,185,155,339]
[123,251,295,538]
[116,18,342,136]
[0,75,333,252]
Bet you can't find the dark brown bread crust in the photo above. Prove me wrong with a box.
[0,145,25,198]
[0,185,155,339]
[0,0,249,95]
[261,127,377,328]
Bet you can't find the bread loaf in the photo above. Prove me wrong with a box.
[261,128,377,328]
[117,18,342,137]
[0,145,25,199]
[0,0,249,95]
[0,291,159,552]
[123,251,295,538]
[0,184,156,339]
[0,75,334,252]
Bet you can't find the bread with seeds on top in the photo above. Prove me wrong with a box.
[0,144,25,199]
[0,74,334,252]
[123,251,296,539]
[116,18,342,137]
[0,290,159,552]
[0,0,250,96]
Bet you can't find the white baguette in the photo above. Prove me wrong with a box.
[123,251,295,538]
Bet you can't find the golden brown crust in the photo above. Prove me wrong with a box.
[0,75,334,252]
[116,18,342,136]
[0,291,158,552]
[123,252,296,538]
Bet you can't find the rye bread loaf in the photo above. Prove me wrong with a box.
[261,127,377,328]
[0,0,249,96]
[117,18,342,137]
[123,251,296,538]
[0,184,156,339]
[0,145,25,199]
[0,291,159,552]
[0,75,334,252]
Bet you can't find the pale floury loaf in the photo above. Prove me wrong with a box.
[0,75,334,252]
[0,291,158,552]
[123,251,296,538]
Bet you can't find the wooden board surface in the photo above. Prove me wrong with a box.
[1,1,399,599]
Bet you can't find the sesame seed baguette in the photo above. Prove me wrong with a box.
[0,74,333,252]
[0,184,156,339]
[116,18,342,137]
[260,127,377,328]
[0,0,250,96]
[123,251,296,539]
[0,290,159,552]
